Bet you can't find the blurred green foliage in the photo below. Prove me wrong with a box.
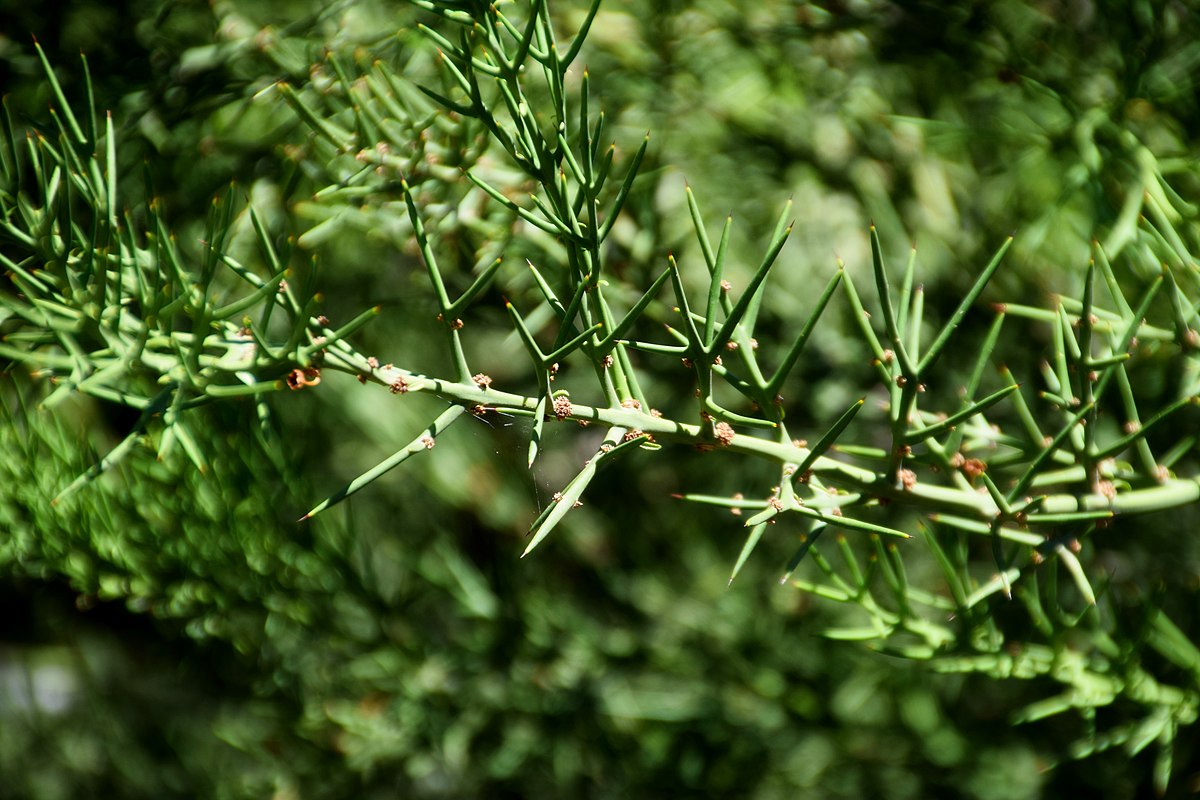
[2,0,1200,797]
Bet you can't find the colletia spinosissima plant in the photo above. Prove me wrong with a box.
[3,0,1200,789]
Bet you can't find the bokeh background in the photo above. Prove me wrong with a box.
[2,0,1200,797]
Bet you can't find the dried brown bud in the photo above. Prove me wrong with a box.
[714,422,736,446]
[287,367,322,391]
[962,458,986,481]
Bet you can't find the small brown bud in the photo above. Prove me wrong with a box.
[962,458,986,481]
[714,422,735,446]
